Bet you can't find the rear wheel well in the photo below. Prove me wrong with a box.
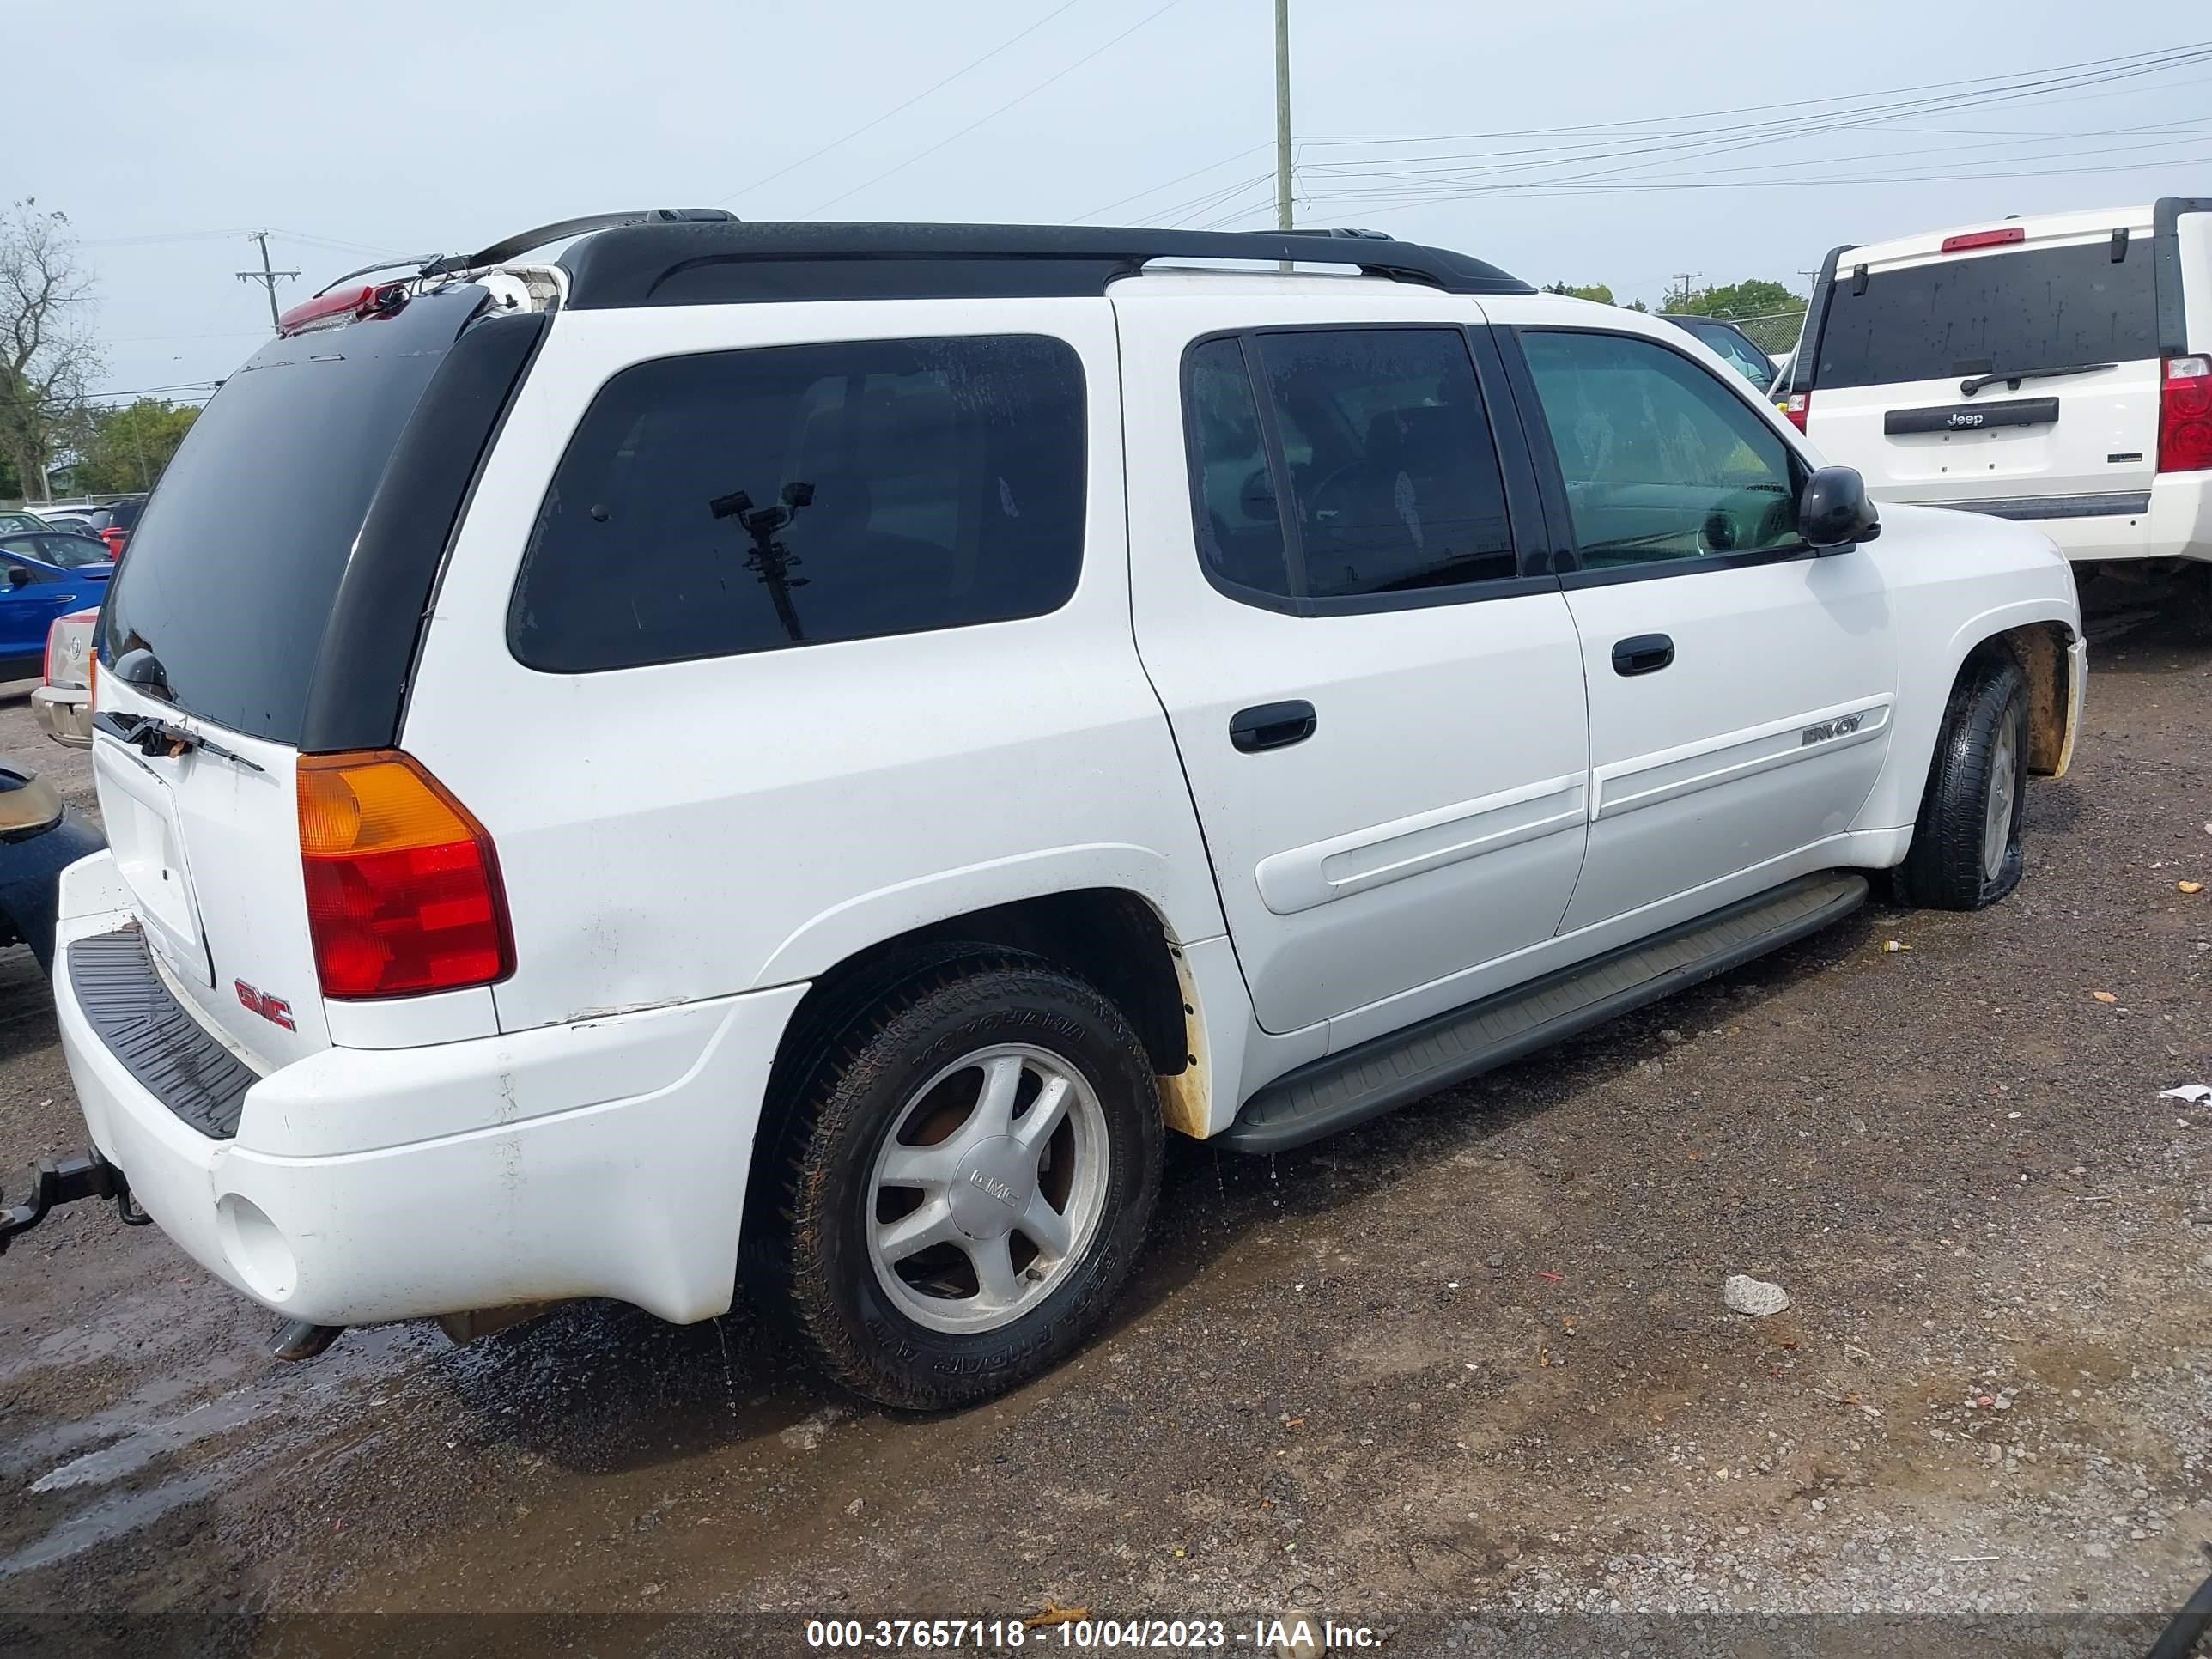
[1964,622,2072,776]
[747,891,1191,1245]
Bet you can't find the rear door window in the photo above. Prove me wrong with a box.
[509,335,1086,673]
[1815,241,2158,389]
[1183,327,1519,603]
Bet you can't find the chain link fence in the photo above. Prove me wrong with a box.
[1727,310,1808,358]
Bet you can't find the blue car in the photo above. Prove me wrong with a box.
[0,532,112,681]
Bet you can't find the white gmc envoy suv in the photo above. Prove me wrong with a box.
[28,215,2084,1408]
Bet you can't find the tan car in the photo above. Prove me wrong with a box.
[33,607,97,747]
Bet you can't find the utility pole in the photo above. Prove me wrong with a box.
[1668,270,1703,310]
[1274,0,1293,234]
[235,232,300,333]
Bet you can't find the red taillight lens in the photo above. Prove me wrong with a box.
[1782,392,1809,432]
[297,751,514,999]
[276,283,407,337]
[1940,227,2026,253]
[2159,355,2212,474]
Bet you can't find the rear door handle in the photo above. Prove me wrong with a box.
[1611,634,1674,677]
[1230,700,1317,752]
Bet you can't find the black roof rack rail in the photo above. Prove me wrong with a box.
[552,220,1531,309]
[419,208,738,279]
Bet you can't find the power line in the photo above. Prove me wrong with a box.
[1305,126,2212,203]
[1293,46,2212,202]
[715,0,1095,208]
[800,0,1191,217]
[1072,145,1271,224]
[1298,40,2212,145]
[1303,151,2212,215]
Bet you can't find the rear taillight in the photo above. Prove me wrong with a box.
[276,283,407,337]
[2159,355,2212,474]
[297,751,514,999]
[1782,392,1808,432]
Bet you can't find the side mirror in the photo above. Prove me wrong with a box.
[1800,465,1881,553]
[6,567,31,590]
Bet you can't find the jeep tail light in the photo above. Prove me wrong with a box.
[297,751,514,999]
[2159,355,2212,474]
[1782,392,1808,432]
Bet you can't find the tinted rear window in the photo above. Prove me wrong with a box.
[1814,240,2157,390]
[97,285,486,742]
[509,335,1086,673]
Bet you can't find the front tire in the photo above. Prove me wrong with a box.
[1894,653,2029,910]
[773,954,1162,1411]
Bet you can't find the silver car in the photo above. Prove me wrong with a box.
[33,607,96,747]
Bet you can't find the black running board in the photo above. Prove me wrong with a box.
[1220,872,1869,1154]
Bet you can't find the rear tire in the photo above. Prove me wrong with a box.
[1894,653,2029,911]
[772,954,1162,1411]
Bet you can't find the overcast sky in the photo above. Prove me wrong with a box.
[17,2,2212,404]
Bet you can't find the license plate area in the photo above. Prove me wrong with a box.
[89,740,211,987]
[1884,397,2060,436]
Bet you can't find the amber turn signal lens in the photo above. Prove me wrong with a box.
[296,751,514,999]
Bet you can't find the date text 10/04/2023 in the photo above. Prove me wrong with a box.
[803,1615,1382,1650]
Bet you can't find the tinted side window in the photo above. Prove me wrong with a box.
[512,336,1086,673]
[1521,331,1801,567]
[1182,328,1518,602]
[1186,338,1294,594]
[1257,330,1516,598]
[1814,242,2158,390]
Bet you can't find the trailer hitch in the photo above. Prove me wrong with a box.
[0,1152,145,1255]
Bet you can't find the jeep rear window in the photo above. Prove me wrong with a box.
[1813,240,2158,390]
[510,335,1086,673]
[97,284,487,743]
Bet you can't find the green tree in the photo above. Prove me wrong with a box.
[74,398,198,494]
[1543,280,1615,304]
[0,200,102,502]
[1671,277,1805,319]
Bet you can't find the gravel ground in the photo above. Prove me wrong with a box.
[1,608,2209,1658]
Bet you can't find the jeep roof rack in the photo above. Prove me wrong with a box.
[550,221,1532,309]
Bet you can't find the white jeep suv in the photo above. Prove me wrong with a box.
[1779,198,2212,603]
[41,214,2084,1409]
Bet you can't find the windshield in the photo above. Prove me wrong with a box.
[96,284,486,743]
[1814,240,2157,390]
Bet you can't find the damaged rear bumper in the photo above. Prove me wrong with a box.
[52,850,808,1328]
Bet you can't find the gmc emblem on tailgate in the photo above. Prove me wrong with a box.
[235,980,296,1031]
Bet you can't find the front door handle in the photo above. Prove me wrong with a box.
[1230,700,1317,752]
[1611,634,1674,677]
